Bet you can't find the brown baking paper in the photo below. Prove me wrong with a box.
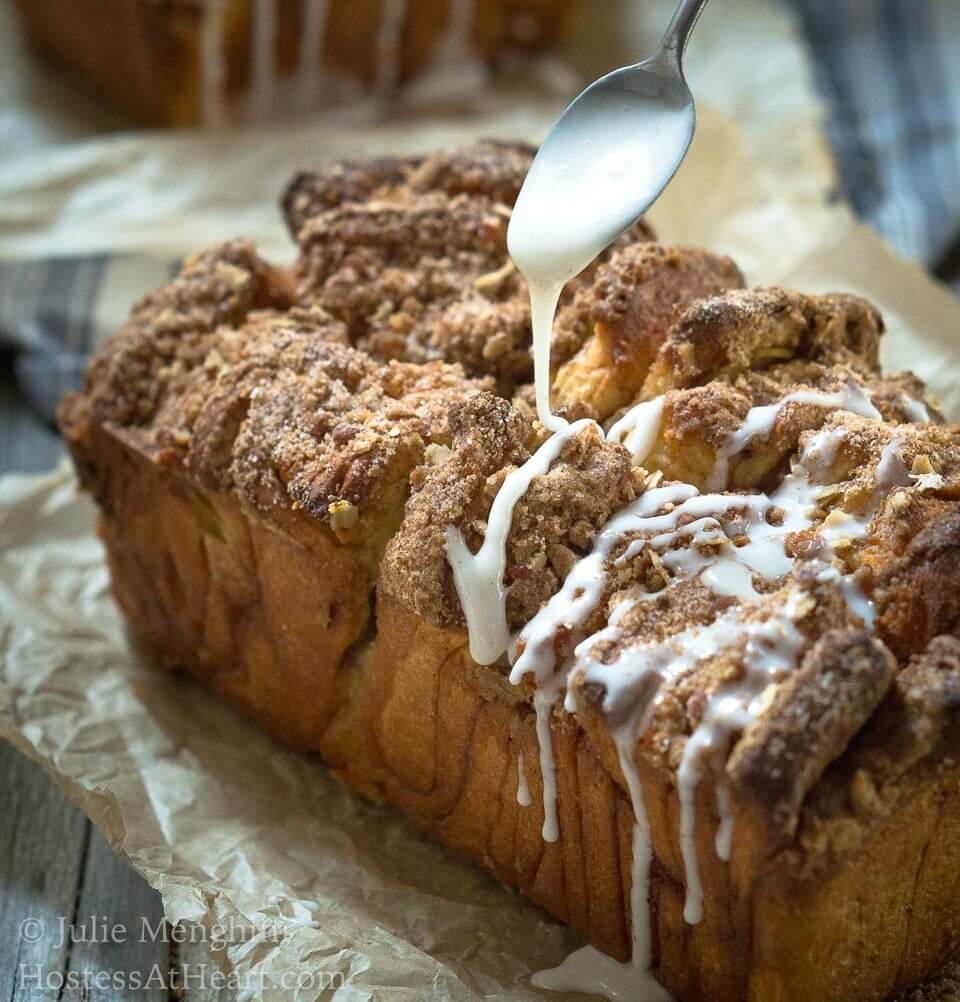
[3,2,960,999]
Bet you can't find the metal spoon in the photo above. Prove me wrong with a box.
[508,0,710,287]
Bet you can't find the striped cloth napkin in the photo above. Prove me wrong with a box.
[0,255,178,425]
[791,0,960,273]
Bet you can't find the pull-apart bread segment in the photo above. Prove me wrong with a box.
[551,243,746,419]
[289,139,655,396]
[59,143,959,1002]
[59,237,487,751]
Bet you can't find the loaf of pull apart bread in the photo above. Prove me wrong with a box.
[59,141,960,1002]
[14,0,574,127]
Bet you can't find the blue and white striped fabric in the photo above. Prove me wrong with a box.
[790,0,960,273]
[0,255,177,421]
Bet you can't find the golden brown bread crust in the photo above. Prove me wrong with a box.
[358,593,960,1002]
[59,142,960,1000]
[96,433,371,749]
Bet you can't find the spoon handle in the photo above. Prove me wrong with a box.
[657,0,710,68]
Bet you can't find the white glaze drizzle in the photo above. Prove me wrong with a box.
[802,424,847,479]
[713,773,735,861]
[674,596,806,923]
[296,0,331,107]
[200,0,229,126]
[876,437,912,489]
[614,707,656,971]
[532,702,672,1001]
[606,397,666,466]
[249,0,279,121]
[513,425,859,947]
[453,159,908,989]
[570,602,781,936]
[532,944,673,1001]
[516,749,532,807]
[602,601,793,915]
[898,392,931,424]
[451,406,899,989]
[822,563,877,628]
[510,482,699,687]
[706,382,882,491]
[568,426,899,924]
[529,282,569,433]
[374,0,408,101]
[534,675,565,842]
[446,419,597,665]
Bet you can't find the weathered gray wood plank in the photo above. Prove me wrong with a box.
[61,828,169,1002]
[0,740,88,1001]
[0,742,236,1002]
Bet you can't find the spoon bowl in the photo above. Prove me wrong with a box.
[508,0,708,288]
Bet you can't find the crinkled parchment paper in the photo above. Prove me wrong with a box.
[3,3,960,1000]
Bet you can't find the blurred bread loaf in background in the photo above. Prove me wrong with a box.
[11,0,577,127]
